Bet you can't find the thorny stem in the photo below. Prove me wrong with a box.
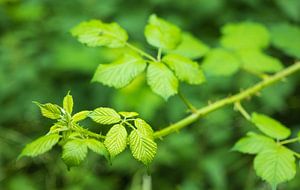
[178,91,197,113]
[74,125,106,140]
[153,62,300,139]
[234,102,251,121]
[126,43,157,62]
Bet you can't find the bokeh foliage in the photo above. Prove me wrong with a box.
[0,0,300,189]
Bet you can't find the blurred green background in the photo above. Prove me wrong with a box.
[0,0,300,189]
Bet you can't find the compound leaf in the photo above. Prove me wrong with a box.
[62,139,88,168]
[104,124,127,157]
[251,112,291,140]
[146,61,178,100]
[92,53,146,88]
[33,102,61,120]
[221,22,270,50]
[166,32,209,59]
[89,107,121,125]
[232,132,275,154]
[162,54,205,84]
[144,14,181,50]
[201,48,240,76]
[20,134,60,158]
[71,19,128,48]
[254,145,296,189]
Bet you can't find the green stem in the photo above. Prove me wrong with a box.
[178,91,197,113]
[126,43,157,62]
[280,137,300,145]
[234,102,251,121]
[75,125,105,140]
[157,48,162,62]
[153,62,300,139]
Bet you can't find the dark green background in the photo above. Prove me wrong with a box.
[0,0,300,189]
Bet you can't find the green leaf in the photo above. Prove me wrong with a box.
[119,111,139,118]
[84,138,110,161]
[220,22,270,50]
[134,118,154,136]
[33,102,61,119]
[72,110,91,122]
[254,145,296,189]
[162,54,205,85]
[62,139,88,168]
[63,91,73,114]
[201,48,241,76]
[166,32,209,59]
[89,107,121,125]
[232,132,275,154]
[251,112,291,140]
[144,14,181,50]
[92,53,147,88]
[146,61,178,100]
[270,23,300,59]
[129,129,157,165]
[20,134,60,158]
[104,124,128,157]
[71,19,128,48]
[238,50,283,73]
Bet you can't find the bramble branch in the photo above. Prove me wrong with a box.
[154,62,300,139]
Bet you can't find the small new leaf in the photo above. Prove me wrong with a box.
[89,107,121,125]
[85,138,110,161]
[166,33,209,59]
[162,54,205,85]
[232,132,275,154]
[33,102,61,119]
[71,20,128,48]
[63,91,73,114]
[254,145,296,189]
[62,139,88,168]
[20,134,60,158]
[144,14,181,50]
[104,124,128,157]
[251,112,291,140]
[129,129,157,165]
[147,61,178,100]
[72,111,91,122]
[92,53,147,88]
[119,111,139,118]
[201,48,241,76]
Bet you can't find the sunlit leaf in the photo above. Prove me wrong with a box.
[63,91,73,114]
[20,134,60,158]
[92,53,147,88]
[89,107,121,125]
[201,48,240,76]
[104,124,127,157]
[144,14,181,50]
[221,22,270,50]
[147,61,178,100]
[166,33,209,59]
[232,132,275,154]
[254,145,296,189]
[72,111,91,122]
[71,19,128,48]
[162,54,205,84]
[62,139,88,168]
[118,111,139,118]
[33,102,61,120]
[251,112,291,140]
[238,50,283,73]
[85,138,110,161]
